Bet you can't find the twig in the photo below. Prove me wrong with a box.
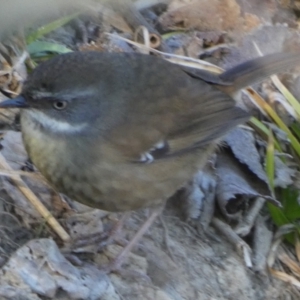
[0,152,70,241]
[234,196,265,236]
[108,0,162,49]
[212,217,252,267]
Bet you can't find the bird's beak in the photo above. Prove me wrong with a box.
[0,95,29,108]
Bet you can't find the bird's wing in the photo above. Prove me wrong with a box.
[137,91,248,162]
[130,106,247,164]
[101,51,300,162]
[106,79,249,163]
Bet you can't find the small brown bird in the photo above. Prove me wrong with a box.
[0,51,299,269]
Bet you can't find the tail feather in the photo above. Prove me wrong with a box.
[220,52,300,93]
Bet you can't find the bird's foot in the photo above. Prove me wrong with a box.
[70,212,130,252]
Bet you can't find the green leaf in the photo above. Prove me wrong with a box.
[162,31,185,40]
[291,122,300,141]
[267,203,289,227]
[27,41,72,56]
[268,188,300,244]
[26,12,79,44]
[281,188,300,222]
[266,129,275,191]
[250,117,282,152]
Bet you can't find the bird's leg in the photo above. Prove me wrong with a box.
[159,215,175,261]
[104,206,163,272]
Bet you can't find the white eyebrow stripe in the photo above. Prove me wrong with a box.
[25,109,87,134]
[32,87,97,101]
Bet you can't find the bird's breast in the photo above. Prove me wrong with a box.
[20,111,214,212]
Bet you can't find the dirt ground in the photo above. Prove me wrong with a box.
[95,206,288,300]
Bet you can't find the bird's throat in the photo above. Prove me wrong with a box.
[22,109,87,134]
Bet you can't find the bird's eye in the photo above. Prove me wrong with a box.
[53,101,68,110]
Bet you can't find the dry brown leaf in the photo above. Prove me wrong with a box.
[159,0,262,35]
[225,128,270,186]
[65,209,105,240]
[159,0,241,31]
[216,150,278,219]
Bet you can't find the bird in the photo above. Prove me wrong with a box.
[0,51,299,270]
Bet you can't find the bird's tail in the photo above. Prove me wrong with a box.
[220,52,300,94]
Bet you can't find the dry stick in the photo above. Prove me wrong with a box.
[212,217,253,268]
[0,152,70,242]
[109,0,163,49]
[105,32,224,73]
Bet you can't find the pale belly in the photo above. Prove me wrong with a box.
[21,113,214,212]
